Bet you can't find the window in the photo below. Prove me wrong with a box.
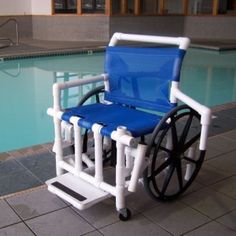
[164,0,183,14]
[141,0,159,15]
[82,0,105,13]
[218,0,236,15]
[112,1,121,14]
[188,0,213,15]
[53,0,236,16]
[54,0,77,14]
[127,0,135,14]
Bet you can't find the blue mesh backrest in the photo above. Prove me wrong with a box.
[104,46,186,112]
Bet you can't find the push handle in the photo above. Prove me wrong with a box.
[109,32,190,50]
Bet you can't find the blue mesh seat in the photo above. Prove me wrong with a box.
[62,103,162,137]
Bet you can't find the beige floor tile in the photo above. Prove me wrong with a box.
[184,221,236,236]
[99,213,171,236]
[143,201,210,235]
[206,150,236,176]
[126,182,161,212]
[207,136,236,154]
[26,207,94,236]
[0,222,34,236]
[0,200,21,228]
[195,164,229,186]
[83,230,103,236]
[6,188,67,220]
[216,209,236,231]
[181,188,236,219]
[211,176,236,199]
[222,129,236,141]
[72,199,119,229]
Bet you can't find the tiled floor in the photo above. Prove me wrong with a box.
[0,39,236,235]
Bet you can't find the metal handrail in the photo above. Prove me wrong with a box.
[0,18,19,45]
[0,63,21,78]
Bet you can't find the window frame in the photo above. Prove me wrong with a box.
[51,0,236,16]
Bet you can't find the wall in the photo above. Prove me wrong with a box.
[31,0,51,15]
[184,16,236,39]
[0,0,32,15]
[110,15,236,40]
[1,14,235,42]
[0,16,32,39]
[110,16,185,37]
[32,15,110,41]
[0,0,235,41]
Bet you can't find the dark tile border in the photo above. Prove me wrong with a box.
[0,47,105,61]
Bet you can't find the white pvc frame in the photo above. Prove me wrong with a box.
[47,33,211,213]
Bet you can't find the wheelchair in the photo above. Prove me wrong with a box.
[47,33,211,221]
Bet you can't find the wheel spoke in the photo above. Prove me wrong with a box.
[170,117,178,149]
[161,163,175,196]
[159,146,172,154]
[95,94,100,103]
[152,157,172,177]
[176,160,183,190]
[183,156,198,164]
[183,133,200,152]
[151,145,159,172]
[179,114,193,146]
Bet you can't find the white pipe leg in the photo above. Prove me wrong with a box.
[115,127,127,211]
[63,121,73,143]
[199,125,209,151]
[92,124,104,183]
[54,117,64,176]
[125,147,134,170]
[71,117,83,175]
[128,144,147,192]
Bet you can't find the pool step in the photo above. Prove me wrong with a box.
[46,173,110,210]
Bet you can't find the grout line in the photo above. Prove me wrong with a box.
[13,158,45,184]
[140,211,175,236]
[180,220,215,235]
[81,230,105,236]
[4,191,71,223]
[4,199,37,236]
[69,205,103,231]
[0,222,24,231]
[22,205,70,222]
[0,185,46,200]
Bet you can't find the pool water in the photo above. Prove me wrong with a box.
[181,49,236,106]
[0,49,236,153]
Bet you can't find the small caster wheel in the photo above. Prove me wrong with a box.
[118,208,131,221]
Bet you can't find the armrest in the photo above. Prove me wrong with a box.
[52,74,106,111]
[171,84,212,151]
[171,85,211,126]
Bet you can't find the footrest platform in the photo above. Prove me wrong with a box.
[46,173,110,210]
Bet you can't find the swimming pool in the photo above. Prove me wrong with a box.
[0,49,236,153]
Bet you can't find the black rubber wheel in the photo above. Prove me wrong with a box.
[119,208,131,221]
[77,85,105,106]
[144,105,205,201]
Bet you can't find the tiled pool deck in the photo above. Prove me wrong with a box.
[0,39,235,235]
